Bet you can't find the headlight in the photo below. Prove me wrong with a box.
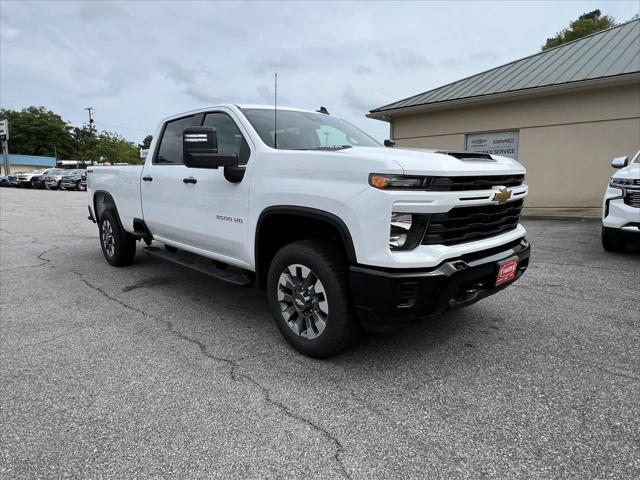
[370,173,432,189]
[610,178,634,189]
[389,213,430,250]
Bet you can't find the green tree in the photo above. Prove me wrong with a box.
[77,130,141,164]
[0,106,76,158]
[139,134,153,149]
[543,10,616,50]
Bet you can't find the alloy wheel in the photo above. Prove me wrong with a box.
[277,264,329,339]
[101,219,115,257]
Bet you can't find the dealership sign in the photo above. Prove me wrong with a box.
[466,131,519,160]
[0,119,8,139]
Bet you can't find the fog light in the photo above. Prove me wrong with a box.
[390,213,412,249]
[389,234,407,248]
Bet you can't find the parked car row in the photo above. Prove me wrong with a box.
[0,168,86,191]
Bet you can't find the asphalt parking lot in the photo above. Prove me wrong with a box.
[1,187,639,479]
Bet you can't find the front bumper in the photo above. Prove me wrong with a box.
[350,238,530,330]
[603,187,640,229]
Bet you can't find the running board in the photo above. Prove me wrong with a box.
[143,246,253,287]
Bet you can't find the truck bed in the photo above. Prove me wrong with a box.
[87,165,143,232]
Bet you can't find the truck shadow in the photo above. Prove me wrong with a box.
[130,250,493,366]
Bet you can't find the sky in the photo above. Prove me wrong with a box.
[1,0,638,144]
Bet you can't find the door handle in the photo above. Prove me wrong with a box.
[183,177,197,184]
[142,175,153,182]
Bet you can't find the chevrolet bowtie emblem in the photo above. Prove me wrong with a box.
[493,187,512,203]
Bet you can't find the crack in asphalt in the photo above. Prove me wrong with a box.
[241,374,352,480]
[68,268,352,479]
[0,239,59,273]
[4,332,68,354]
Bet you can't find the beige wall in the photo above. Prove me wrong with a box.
[390,83,640,210]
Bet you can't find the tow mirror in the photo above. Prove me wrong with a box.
[611,156,628,169]
[183,126,238,169]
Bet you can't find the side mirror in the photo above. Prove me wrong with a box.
[384,139,396,147]
[611,156,628,169]
[183,126,238,169]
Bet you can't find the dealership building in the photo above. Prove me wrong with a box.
[368,20,640,217]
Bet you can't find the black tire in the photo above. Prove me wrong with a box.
[99,209,137,266]
[602,227,626,252]
[267,240,356,358]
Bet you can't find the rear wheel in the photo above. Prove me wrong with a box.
[78,181,86,191]
[99,210,137,266]
[602,227,626,252]
[267,240,356,358]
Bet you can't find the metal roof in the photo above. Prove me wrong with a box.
[370,19,640,115]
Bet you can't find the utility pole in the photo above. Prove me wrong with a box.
[0,119,9,175]
[84,107,95,133]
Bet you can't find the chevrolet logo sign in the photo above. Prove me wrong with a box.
[493,187,512,203]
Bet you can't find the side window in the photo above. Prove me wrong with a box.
[203,112,251,165]
[155,116,194,164]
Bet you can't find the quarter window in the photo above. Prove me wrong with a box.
[203,112,251,165]
[155,116,194,165]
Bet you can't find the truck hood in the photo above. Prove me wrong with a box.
[344,146,525,176]
[612,163,640,180]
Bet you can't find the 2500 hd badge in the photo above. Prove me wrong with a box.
[216,215,243,224]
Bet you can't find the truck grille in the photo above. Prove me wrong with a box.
[429,174,524,191]
[625,190,640,208]
[422,199,523,246]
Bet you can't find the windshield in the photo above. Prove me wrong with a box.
[241,108,380,150]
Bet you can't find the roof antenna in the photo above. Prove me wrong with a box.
[274,72,278,149]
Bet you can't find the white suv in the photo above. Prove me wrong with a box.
[602,150,640,251]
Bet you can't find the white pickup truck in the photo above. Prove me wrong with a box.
[602,150,640,251]
[87,105,530,357]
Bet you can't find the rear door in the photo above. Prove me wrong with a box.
[140,115,197,242]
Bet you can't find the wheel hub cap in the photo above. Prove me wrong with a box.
[277,264,328,339]
[101,220,115,257]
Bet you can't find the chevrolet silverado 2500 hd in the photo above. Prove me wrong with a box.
[602,150,640,251]
[87,105,531,357]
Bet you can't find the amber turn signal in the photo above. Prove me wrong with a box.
[369,175,389,188]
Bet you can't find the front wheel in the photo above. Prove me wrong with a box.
[602,227,626,252]
[99,210,137,266]
[267,240,356,358]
